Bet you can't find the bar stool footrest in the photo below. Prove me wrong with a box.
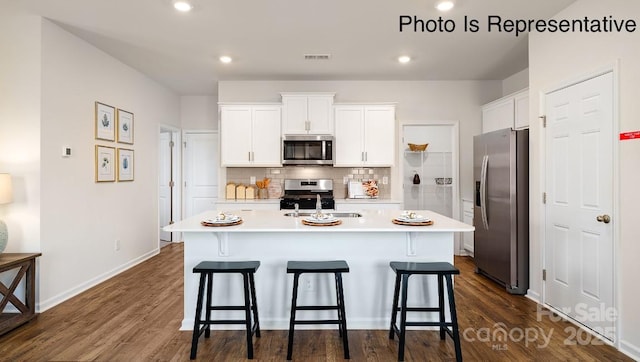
[209,305,249,311]
[295,305,339,311]
[294,319,342,325]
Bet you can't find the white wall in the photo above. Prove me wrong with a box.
[181,96,217,130]
[219,80,502,203]
[6,16,179,310]
[529,0,640,357]
[0,9,42,253]
[502,68,529,96]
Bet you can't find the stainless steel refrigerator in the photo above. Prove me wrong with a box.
[473,128,529,294]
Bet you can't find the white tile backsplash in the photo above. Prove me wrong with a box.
[225,166,391,199]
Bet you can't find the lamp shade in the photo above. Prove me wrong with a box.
[0,173,12,204]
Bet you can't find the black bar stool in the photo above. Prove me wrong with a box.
[388,261,462,362]
[190,261,261,360]
[286,260,350,360]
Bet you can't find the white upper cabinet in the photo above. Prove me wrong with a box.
[334,105,395,167]
[220,105,282,167]
[281,93,334,135]
[481,89,529,133]
[481,97,514,133]
[513,90,529,129]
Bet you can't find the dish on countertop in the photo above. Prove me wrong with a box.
[203,213,241,224]
[303,213,338,224]
[395,211,430,223]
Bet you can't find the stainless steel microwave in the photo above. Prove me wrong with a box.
[282,135,334,165]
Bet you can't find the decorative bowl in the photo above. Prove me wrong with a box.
[408,143,428,151]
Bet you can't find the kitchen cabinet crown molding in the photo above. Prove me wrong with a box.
[279,92,336,97]
[218,102,282,106]
[333,102,398,106]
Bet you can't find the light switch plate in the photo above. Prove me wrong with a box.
[250,176,256,184]
[382,176,389,185]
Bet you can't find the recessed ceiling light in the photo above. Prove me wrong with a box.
[220,56,232,64]
[173,1,193,12]
[398,56,411,64]
[435,1,454,11]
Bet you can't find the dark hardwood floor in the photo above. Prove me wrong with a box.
[0,243,632,361]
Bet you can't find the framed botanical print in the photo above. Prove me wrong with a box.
[95,145,116,182]
[117,109,134,144]
[117,148,134,182]
[95,102,115,141]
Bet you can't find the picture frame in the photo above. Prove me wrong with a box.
[117,109,134,144]
[95,145,116,182]
[95,102,115,141]
[117,148,134,182]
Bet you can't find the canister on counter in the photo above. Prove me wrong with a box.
[245,185,256,199]
[226,183,236,199]
[236,184,246,200]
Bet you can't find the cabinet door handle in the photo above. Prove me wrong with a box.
[248,152,251,162]
[365,152,368,162]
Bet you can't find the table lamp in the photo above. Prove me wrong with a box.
[0,173,13,253]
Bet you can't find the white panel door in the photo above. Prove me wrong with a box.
[544,72,614,340]
[251,106,282,166]
[220,106,252,165]
[363,106,395,166]
[334,106,365,166]
[184,132,218,219]
[159,132,172,241]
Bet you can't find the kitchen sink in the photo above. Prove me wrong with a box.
[283,212,362,218]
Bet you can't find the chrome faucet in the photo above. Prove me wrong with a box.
[294,203,299,217]
[316,194,322,215]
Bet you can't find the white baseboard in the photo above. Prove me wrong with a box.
[620,340,640,361]
[526,290,541,303]
[38,248,160,312]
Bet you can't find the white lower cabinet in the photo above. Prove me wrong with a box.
[334,105,395,167]
[220,105,282,167]
[462,199,474,254]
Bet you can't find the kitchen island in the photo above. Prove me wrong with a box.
[163,209,474,330]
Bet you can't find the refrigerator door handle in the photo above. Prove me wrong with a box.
[480,155,489,230]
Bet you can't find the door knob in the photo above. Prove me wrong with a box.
[596,214,611,223]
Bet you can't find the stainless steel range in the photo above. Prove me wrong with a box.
[280,179,335,210]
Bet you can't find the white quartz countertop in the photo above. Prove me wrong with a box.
[164,209,474,233]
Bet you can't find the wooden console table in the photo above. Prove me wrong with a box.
[0,253,41,336]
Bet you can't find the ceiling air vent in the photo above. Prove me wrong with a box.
[304,54,331,60]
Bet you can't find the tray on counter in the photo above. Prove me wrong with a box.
[201,219,243,227]
[391,219,434,226]
[301,219,342,227]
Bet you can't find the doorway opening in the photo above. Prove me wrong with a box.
[401,122,461,252]
[159,126,181,247]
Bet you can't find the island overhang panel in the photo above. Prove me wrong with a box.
[164,209,474,330]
